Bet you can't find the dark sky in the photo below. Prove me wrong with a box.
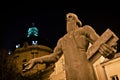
[0,1,120,52]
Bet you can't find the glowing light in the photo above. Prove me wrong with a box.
[32,40,38,45]
[27,27,38,37]
[16,44,20,48]
[8,51,11,55]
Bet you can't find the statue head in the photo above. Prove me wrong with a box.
[66,13,82,32]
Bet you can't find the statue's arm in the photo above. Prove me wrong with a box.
[83,25,100,44]
[84,25,117,59]
[22,38,63,71]
[36,38,63,63]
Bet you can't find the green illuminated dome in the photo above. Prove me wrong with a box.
[27,23,38,37]
[14,23,52,50]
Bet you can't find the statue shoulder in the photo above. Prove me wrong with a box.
[83,25,93,29]
[82,25,96,32]
[57,37,64,44]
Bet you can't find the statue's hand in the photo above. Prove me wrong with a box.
[99,43,116,59]
[22,58,37,72]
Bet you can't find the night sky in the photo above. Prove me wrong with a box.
[0,1,120,52]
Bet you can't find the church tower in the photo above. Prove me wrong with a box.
[8,23,55,80]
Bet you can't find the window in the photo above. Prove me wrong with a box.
[16,44,20,48]
[8,51,11,55]
[31,52,38,58]
[32,40,38,45]
[111,75,119,80]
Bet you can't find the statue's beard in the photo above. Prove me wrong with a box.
[66,26,74,33]
[66,21,77,33]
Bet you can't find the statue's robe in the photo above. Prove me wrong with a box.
[42,25,98,80]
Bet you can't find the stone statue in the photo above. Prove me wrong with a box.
[23,13,117,80]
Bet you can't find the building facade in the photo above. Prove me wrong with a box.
[49,53,120,80]
[6,25,55,80]
[93,53,120,80]
[49,54,66,80]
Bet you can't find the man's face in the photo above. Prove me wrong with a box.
[66,14,74,22]
[66,13,77,32]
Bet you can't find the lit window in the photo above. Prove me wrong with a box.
[111,75,119,80]
[31,52,38,58]
[8,51,11,55]
[32,40,38,45]
[16,44,20,48]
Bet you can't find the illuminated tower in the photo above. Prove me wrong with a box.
[9,23,54,80]
[27,23,38,37]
